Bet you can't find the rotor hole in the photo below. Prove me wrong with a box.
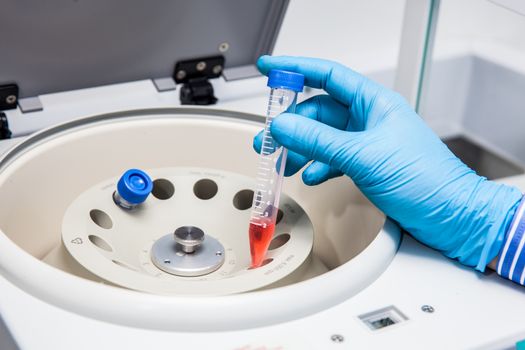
[268,233,290,250]
[193,179,218,200]
[89,209,113,229]
[261,258,273,266]
[233,189,254,210]
[88,235,113,252]
[164,259,171,264]
[152,178,175,200]
[276,209,284,224]
[248,258,274,270]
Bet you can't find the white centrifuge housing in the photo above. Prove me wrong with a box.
[0,107,397,332]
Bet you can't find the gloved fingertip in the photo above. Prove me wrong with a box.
[302,161,344,186]
[284,167,296,177]
[271,113,295,130]
[283,151,309,177]
[252,130,263,153]
[302,171,321,186]
[256,55,272,75]
[270,113,298,147]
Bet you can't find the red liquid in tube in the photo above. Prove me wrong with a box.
[249,218,275,268]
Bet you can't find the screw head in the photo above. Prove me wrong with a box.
[196,61,207,71]
[331,334,344,343]
[218,42,229,52]
[421,305,435,313]
[176,70,187,80]
[5,95,16,104]
[212,65,223,75]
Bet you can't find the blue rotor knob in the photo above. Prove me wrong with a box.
[116,169,153,205]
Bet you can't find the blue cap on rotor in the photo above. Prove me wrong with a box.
[267,69,305,92]
[117,169,153,204]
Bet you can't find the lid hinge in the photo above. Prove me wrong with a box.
[0,83,19,111]
[179,77,217,105]
[0,112,12,140]
[173,55,224,105]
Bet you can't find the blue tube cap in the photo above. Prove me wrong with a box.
[267,69,305,92]
[117,169,153,205]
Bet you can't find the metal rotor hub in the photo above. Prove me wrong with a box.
[151,226,225,277]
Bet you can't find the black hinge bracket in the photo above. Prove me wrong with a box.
[173,55,225,105]
[0,112,12,139]
[0,83,19,111]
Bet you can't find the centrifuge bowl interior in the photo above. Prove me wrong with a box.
[0,108,400,331]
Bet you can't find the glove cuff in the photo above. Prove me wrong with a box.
[497,194,525,285]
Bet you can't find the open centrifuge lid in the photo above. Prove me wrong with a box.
[0,0,289,99]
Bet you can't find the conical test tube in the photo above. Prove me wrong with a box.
[248,69,305,267]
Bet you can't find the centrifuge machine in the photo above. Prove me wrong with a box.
[0,1,524,349]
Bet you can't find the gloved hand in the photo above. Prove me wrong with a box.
[254,56,522,271]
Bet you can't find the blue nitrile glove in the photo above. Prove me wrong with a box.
[254,56,523,271]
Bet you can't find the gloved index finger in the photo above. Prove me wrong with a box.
[295,94,352,131]
[257,55,373,106]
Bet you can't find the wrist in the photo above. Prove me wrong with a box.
[488,256,498,270]
[495,194,525,285]
[429,176,522,271]
[472,181,522,271]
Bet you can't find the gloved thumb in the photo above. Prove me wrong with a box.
[270,113,358,172]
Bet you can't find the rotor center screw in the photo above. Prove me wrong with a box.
[174,226,205,253]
